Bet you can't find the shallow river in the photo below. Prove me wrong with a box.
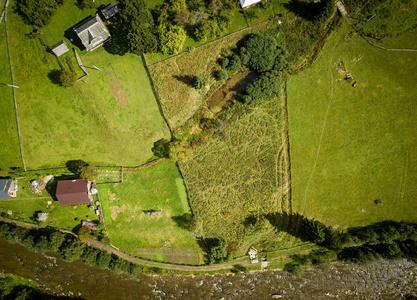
[0,237,416,299]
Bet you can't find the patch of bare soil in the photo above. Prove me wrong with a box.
[207,69,258,113]
[110,80,128,108]
[110,204,127,221]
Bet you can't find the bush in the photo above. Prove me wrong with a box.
[96,252,112,269]
[208,239,228,263]
[245,70,281,102]
[227,54,241,72]
[62,240,85,262]
[17,0,63,27]
[77,226,90,240]
[152,139,171,158]
[82,247,100,266]
[78,165,98,182]
[220,57,229,69]
[216,69,228,81]
[193,74,207,90]
[243,34,279,72]
[77,0,96,9]
[59,70,76,87]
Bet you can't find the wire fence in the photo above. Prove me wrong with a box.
[4,2,26,172]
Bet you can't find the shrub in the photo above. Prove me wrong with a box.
[59,70,76,87]
[62,240,85,262]
[193,74,207,90]
[216,69,228,81]
[17,0,63,27]
[82,247,100,266]
[77,226,90,240]
[96,252,112,269]
[227,54,241,72]
[152,139,171,158]
[245,70,281,102]
[243,34,279,72]
[78,165,98,182]
[220,57,229,69]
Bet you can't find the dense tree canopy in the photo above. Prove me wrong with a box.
[119,0,157,54]
[18,0,63,27]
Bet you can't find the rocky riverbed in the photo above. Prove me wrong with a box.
[0,237,416,299]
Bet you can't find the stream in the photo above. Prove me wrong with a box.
[0,237,416,299]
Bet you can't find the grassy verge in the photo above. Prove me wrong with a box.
[288,23,417,228]
[5,0,169,169]
[97,159,203,265]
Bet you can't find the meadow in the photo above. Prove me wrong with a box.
[2,0,169,169]
[97,159,203,265]
[287,23,417,228]
[149,28,250,129]
[181,94,304,256]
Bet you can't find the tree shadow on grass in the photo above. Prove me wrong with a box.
[283,0,331,21]
[171,213,193,230]
[173,75,194,86]
[48,70,61,85]
[65,160,89,174]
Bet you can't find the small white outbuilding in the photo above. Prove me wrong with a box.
[240,0,262,8]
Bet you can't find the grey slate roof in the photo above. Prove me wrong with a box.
[101,3,119,19]
[51,40,70,57]
[73,14,111,52]
[0,178,13,199]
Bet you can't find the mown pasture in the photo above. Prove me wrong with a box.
[0,18,22,171]
[288,23,417,228]
[97,159,203,265]
[3,0,169,169]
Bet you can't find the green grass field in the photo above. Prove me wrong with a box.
[0,19,22,171]
[288,23,417,228]
[97,159,203,264]
[3,0,169,169]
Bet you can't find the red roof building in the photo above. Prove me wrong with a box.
[56,179,91,206]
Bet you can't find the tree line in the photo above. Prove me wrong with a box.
[284,218,417,274]
[0,222,166,276]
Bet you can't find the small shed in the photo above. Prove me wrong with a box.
[240,0,262,8]
[37,212,48,222]
[51,40,70,57]
[82,220,98,230]
[101,3,119,19]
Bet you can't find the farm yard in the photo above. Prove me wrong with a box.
[97,159,203,265]
[1,0,170,170]
[0,169,99,230]
[288,23,417,228]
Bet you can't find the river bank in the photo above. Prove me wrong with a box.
[1,237,416,299]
